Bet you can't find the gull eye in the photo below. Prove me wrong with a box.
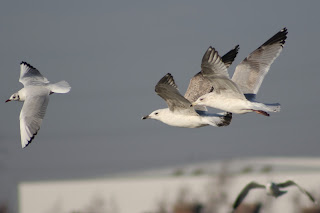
[200,98,204,101]
[155,112,159,115]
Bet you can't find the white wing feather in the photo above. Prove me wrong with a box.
[19,94,49,148]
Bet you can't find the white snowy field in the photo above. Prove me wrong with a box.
[19,157,320,213]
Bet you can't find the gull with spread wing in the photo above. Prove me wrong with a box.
[142,73,232,128]
[193,28,287,116]
[232,180,317,211]
[6,62,71,148]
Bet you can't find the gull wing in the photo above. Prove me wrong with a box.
[221,45,240,68]
[184,45,240,110]
[232,28,288,100]
[184,72,211,112]
[277,180,316,203]
[19,62,49,87]
[233,181,265,210]
[155,73,198,115]
[20,93,49,148]
[201,47,244,97]
[201,46,230,78]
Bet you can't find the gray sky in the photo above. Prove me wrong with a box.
[1,0,320,209]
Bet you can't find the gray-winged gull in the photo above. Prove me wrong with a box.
[142,73,232,128]
[192,28,287,116]
[6,62,71,148]
[232,180,317,211]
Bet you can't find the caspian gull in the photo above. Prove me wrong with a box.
[142,73,231,128]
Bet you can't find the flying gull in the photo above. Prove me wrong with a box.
[192,28,287,116]
[6,62,71,148]
[232,180,317,211]
[142,73,232,128]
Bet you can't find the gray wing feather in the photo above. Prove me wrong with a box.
[210,76,245,98]
[233,182,265,210]
[19,62,49,86]
[201,47,244,97]
[277,180,316,203]
[20,95,49,148]
[232,28,288,97]
[201,46,230,78]
[155,73,198,115]
[184,72,212,111]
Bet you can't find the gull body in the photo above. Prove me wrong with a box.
[6,62,71,148]
[196,88,280,116]
[265,182,287,197]
[144,108,230,128]
[193,28,287,116]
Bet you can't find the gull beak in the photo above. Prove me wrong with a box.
[5,99,11,103]
[141,115,150,120]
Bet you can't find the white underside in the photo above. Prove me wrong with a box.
[159,113,208,128]
[151,108,222,128]
[198,93,280,114]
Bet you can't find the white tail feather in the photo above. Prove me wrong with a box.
[48,81,71,94]
[251,102,281,112]
[264,103,281,112]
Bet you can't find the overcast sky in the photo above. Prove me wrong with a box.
[1,0,320,209]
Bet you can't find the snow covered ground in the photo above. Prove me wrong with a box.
[19,157,320,213]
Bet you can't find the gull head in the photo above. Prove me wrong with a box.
[142,109,166,121]
[6,92,20,103]
[192,93,211,107]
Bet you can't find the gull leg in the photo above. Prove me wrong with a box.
[252,110,270,117]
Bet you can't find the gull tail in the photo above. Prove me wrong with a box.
[264,103,281,112]
[48,81,71,94]
[203,112,232,127]
[251,102,281,113]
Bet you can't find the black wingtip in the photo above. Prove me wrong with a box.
[217,112,232,127]
[22,131,38,149]
[261,27,288,47]
[20,61,36,69]
[221,45,240,68]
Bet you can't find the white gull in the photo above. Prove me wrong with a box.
[142,73,231,128]
[6,62,71,148]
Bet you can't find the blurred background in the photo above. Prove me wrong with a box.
[1,0,320,212]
